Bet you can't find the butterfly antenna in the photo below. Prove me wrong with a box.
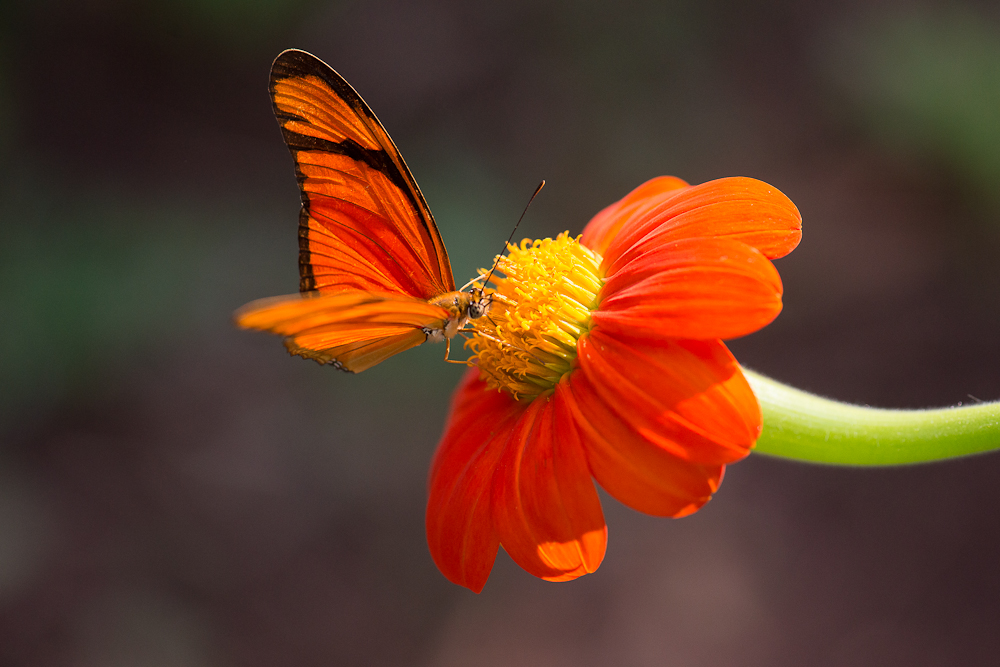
[480,180,545,289]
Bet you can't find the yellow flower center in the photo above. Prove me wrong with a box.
[465,232,604,400]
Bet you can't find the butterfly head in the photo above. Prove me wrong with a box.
[466,286,493,320]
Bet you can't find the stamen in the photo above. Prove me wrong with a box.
[465,232,603,400]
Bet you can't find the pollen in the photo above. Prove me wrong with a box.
[466,232,603,400]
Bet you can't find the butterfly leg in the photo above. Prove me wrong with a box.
[443,336,470,365]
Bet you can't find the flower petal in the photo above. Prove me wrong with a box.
[576,329,760,467]
[491,390,607,582]
[581,176,689,256]
[562,331,760,516]
[601,177,802,275]
[593,237,783,341]
[426,368,520,593]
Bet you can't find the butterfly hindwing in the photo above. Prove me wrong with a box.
[236,291,451,373]
[286,330,430,374]
[269,49,455,299]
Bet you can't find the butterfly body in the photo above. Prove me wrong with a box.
[237,50,491,373]
[424,289,492,343]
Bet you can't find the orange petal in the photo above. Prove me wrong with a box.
[576,329,760,467]
[426,368,521,593]
[601,177,802,275]
[491,391,607,582]
[581,176,690,256]
[563,333,760,516]
[593,237,784,341]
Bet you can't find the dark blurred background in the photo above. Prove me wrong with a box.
[2,0,1000,664]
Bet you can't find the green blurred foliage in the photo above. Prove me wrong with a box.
[829,7,1000,212]
[0,170,282,430]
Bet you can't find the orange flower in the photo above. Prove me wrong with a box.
[426,176,802,592]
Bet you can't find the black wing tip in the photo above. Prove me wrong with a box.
[271,49,325,74]
[270,49,352,96]
[270,49,330,96]
[270,49,311,87]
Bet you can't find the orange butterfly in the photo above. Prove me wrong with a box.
[236,50,492,372]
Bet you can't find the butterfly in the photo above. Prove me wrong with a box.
[236,49,492,373]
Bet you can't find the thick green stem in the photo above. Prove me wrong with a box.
[744,369,1000,465]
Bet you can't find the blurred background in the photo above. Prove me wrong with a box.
[2,0,1000,664]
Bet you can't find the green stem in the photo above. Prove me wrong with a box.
[744,369,1000,465]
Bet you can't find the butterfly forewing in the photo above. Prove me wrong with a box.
[269,49,455,299]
